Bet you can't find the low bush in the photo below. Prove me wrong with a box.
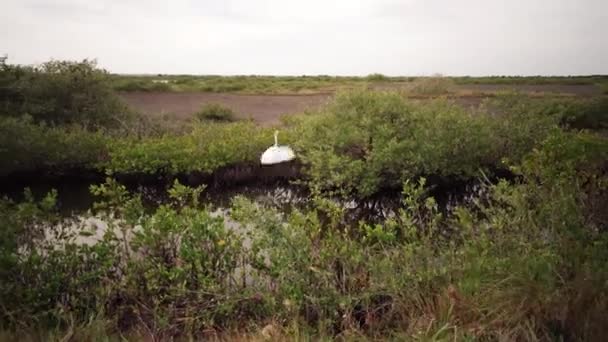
[195,103,238,122]
[0,116,276,177]
[0,187,115,329]
[104,121,274,174]
[289,90,557,198]
[0,59,133,130]
[487,93,608,130]
[564,97,608,130]
[0,116,107,176]
[366,73,389,82]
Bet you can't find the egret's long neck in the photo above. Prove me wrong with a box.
[274,131,278,146]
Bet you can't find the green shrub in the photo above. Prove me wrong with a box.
[0,116,107,176]
[104,121,273,174]
[229,134,608,339]
[289,90,553,198]
[0,179,257,333]
[487,93,608,131]
[195,103,237,122]
[110,79,147,92]
[0,59,132,130]
[0,188,119,328]
[564,97,608,130]
[0,114,276,177]
[233,131,608,339]
[93,179,254,333]
[366,73,389,81]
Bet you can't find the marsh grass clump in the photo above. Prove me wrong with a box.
[195,103,238,122]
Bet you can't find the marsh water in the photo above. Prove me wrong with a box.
[0,168,487,223]
[0,162,304,214]
[0,168,488,278]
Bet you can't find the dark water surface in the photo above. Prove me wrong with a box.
[0,162,305,214]
[0,172,490,225]
[0,176,307,215]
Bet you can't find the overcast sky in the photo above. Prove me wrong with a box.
[1,0,607,76]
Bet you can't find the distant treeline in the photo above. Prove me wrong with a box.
[109,73,608,93]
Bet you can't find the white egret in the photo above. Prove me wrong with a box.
[260,130,295,165]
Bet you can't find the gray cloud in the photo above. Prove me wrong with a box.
[1,0,607,75]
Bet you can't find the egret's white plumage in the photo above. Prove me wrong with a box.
[260,131,295,165]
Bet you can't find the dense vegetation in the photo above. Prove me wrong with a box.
[1,59,608,340]
[110,74,369,94]
[109,73,608,95]
[452,75,608,85]
[0,60,133,129]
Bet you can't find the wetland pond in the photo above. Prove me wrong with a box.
[0,161,490,229]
